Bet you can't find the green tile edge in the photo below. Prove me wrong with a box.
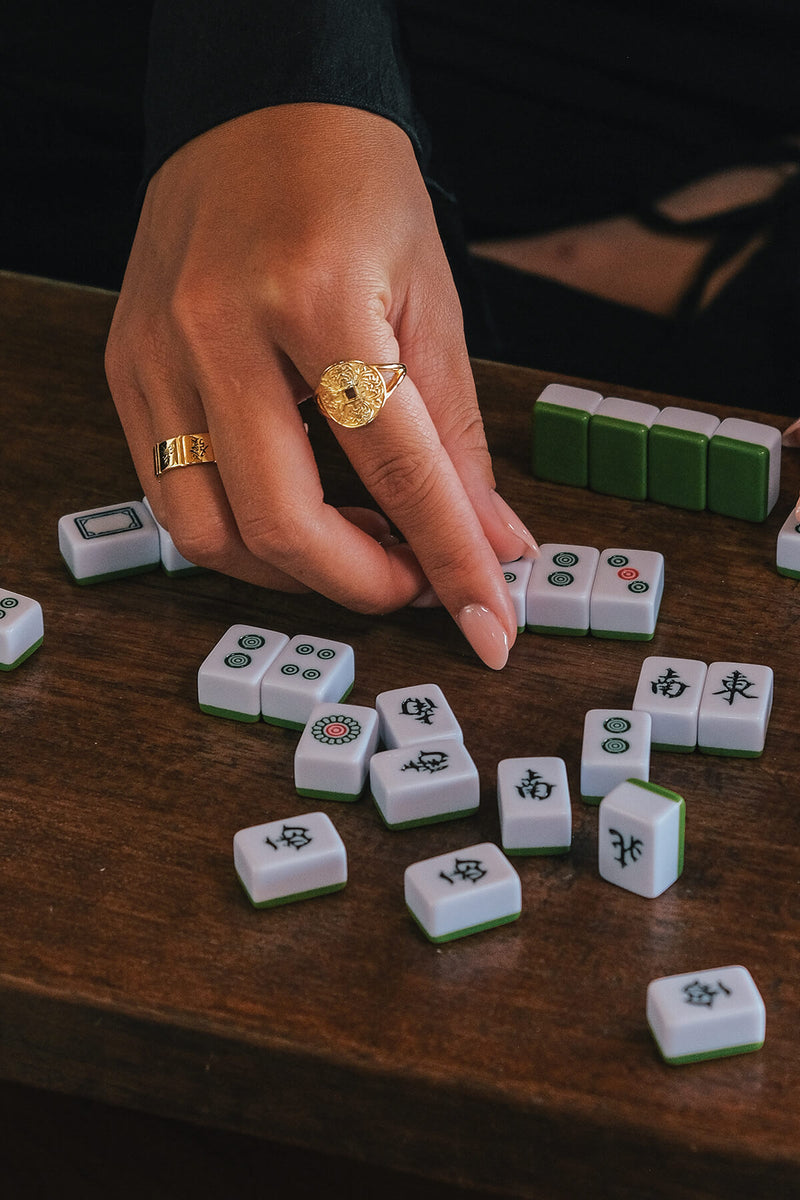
[296,786,362,803]
[591,629,656,641]
[408,906,521,944]
[262,683,355,730]
[650,1031,764,1066]
[776,566,800,579]
[0,637,43,671]
[526,624,589,637]
[504,844,571,857]
[199,703,261,723]
[652,742,695,753]
[698,745,763,758]
[374,801,480,831]
[237,874,346,909]
[65,561,160,585]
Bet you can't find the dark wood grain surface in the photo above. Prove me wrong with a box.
[2,270,799,1199]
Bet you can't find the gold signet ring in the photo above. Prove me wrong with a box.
[153,433,216,477]
[315,361,406,428]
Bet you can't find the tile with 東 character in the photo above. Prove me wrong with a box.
[525,544,600,636]
[0,588,44,670]
[598,778,685,898]
[697,661,773,757]
[370,739,478,830]
[647,406,720,511]
[260,635,355,730]
[497,756,571,856]
[633,656,708,752]
[375,683,462,749]
[294,703,379,802]
[580,709,652,804]
[707,416,781,522]
[58,499,161,584]
[198,625,289,722]
[589,548,664,640]
[233,811,347,909]
[530,382,603,487]
[647,965,765,1065]
[404,842,522,943]
[588,395,660,501]
[776,507,800,579]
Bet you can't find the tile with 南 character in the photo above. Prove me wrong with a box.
[632,656,708,752]
[497,756,572,856]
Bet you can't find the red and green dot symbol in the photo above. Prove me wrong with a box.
[312,714,361,744]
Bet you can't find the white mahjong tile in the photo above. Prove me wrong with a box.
[776,507,800,579]
[525,544,600,635]
[598,778,685,898]
[589,548,664,640]
[198,625,290,721]
[697,662,773,757]
[404,842,521,943]
[376,683,462,749]
[370,740,478,830]
[58,500,161,584]
[142,496,202,576]
[260,635,355,730]
[233,811,347,908]
[497,756,571,856]
[0,588,44,670]
[580,709,651,804]
[647,965,765,1064]
[294,703,380,802]
[500,556,535,632]
[633,656,708,752]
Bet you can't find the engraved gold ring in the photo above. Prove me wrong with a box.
[315,360,407,428]
[153,432,216,477]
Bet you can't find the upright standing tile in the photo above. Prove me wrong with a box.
[589,396,661,500]
[525,544,600,635]
[648,407,720,511]
[198,625,289,721]
[647,966,766,1064]
[776,507,800,578]
[500,556,535,632]
[530,383,604,486]
[580,709,652,803]
[707,417,781,522]
[376,683,463,749]
[370,740,479,830]
[233,811,347,908]
[590,548,664,640]
[58,500,160,584]
[261,635,355,730]
[633,656,708,752]
[404,842,521,943]
[497,756,571,855]
[294,703,380,801]
[697,662,773,757]
[598,778,685,898]
[142,496,203,576]
[0,588,44,670]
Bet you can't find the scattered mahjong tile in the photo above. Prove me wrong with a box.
[598,778,685,898]
[260,635,355,730]
[497,756,571,856]
[370,739,478,830]
[0,588,44,670]
[233,811,347,909]
[500,556,535,632]
[632,656,708,752]
[776,507,800,579]
[525,544,600,635]
[647,965,765,1065]
[58,500,160,584]
[589,548,664,640]
[375,683,462,749]
[198,625,289,721]
[142,495,203,576]
[294,703,380,801]
[580,709,652,804]
[697,661,773,757]
[404,842,521,943]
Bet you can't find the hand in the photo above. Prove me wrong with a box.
[105,104,538,667]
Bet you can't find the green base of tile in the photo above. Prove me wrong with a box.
[650,1030,764,1066]
[504,844,570,857]
[698,745,763,758]
[652,742,695,753]
[199,703,261,722]
[591,629,655,641]
[65,562,160,585]
[296,786,361,803]
[526,624,588,637]
[581,795,603,806]
[776,565,800,579]
[262,684,355,730]
[237,874,346,909]
[162,565,206,578]
[408,906,521,944]
[374,800,479,831]
[0,637,43,671]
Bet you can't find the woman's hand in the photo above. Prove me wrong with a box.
[105,104,538,667]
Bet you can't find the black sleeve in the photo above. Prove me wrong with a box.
[143,0,428,183]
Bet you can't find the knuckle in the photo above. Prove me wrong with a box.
[169,513,231,570]
[235,505,309,566]
[360,451,439,520]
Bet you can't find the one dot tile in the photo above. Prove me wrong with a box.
[261,635,355,730]
[233,811,347,909]
[497,756,571,856]
[589,396,661,501]
[404,842,521,943]
[198,625,289,721]
[530,383,603,487]
[525,544,600,636]
[375,683,462,749]
[598,778,685,898]
[58,500,161,584]
[633,656,708,752]
[707,417,781,522]
[697,661,773,757]
[647,965,765,1065]
[590,548,664,640]
[142,496,203,576]
[294,703,379,802]
[647,407,720,511]
[0,588,44,670]
[500,556,535,632]
[580,709,652,804]
[776,507,800,579]
[370,740,478,830]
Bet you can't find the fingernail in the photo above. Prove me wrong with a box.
[456,603,509,670]
[489,491,539,556]
[410,584,441,608]
[377,531,400,549]
[782,417,800,446]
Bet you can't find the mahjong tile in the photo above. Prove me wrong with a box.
[647,407,720,511]
[294,703,380,801]
[261,635,355,729]
[500,556,535,632]
[776,507,800,579]
[525,544,600,636]
[370,740,478,830]
[404,842,521,943]
[142,496,202,576]
[0,588,44,670]
[598,778,685,898]
[589,396,660,500]
[590,548,664,640]
[497,756,571,855]
[58,500,160,584]
[530,383,603,486]
[633,656,708,752]
[375,683,462,749]
[233,811,347,908]
[707,417,781,522]
[198,625,290,721]
[580,709,652,804]
[697,661,773,757]
[647,966,765,1064]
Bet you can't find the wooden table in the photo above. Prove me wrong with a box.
[2,270,799,1199]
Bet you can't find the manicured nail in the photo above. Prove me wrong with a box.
[456,603,509,670]
[782,417,800,446]
[489,490,539,556]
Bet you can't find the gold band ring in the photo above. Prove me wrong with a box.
[315,361,406,428]
[153,433,216,478]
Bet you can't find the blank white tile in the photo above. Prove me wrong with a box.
[776,507,800,578]
[0,588,44,670]
[370,739,478,829]
[233,811,347,908]
[598,778,685,898]
[526,544,600,635]
[497,756,571,855]
[590,548,664,639]
[580,709,651,803]
[261,635,355,730]
[633,656,708,751]
[58,500,160,584]
[376,683,462,749]
[198,625,289,721]
[647,965,765,1064]
[404,842,521,943]
[698,662,773,756]
[294,703,379,801]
